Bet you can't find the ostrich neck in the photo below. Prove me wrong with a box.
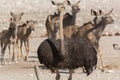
[59,9,65,56]
[59,10,64,40]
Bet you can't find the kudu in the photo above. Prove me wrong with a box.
[63,9,114,72]
[0,28,14,64]
[83,9,114,71]
[84,9,114,47]
[45,0,80,39]
[0,12,24,64]
[16,20,37,61]
[10,12,24,63]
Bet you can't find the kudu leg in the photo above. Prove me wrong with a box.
[26,40,30,61]
[1,44,7,65]
[19,40,23,60]
[12,43,18,63]
[16,40,21,60]
[98,47,105,72]
[1,54,5,65]
[24,40,29,61]
[12,43,15,61]
[8,44,12,64]
[0,42,3,65]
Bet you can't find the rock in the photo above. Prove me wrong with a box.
[29,73,34,77]
[105,70,114,73]
[96,73,101,76]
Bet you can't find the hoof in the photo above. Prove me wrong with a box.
[100,67,104,72]
[15,61,18,64]
[101,69,104,72]
[24,57,28,61]
[1,61,6,65]
[12,60,18,64]
[8,61,12,64]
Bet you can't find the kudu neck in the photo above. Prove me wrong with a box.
[71,11,77,24]
[92,19,107,45]
[87,18,107,35]
[94,18,107,35]
[25,27,32,38]
[83,18,107,45]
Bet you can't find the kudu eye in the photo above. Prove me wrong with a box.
[61,6,64,9]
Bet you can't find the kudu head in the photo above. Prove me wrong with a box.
[99,9,114,24]
[51,0,66,13]
[67,0,80,14]
[91,9,114,25]
[9,12,24,38]
[10,12,24,22]
[26,20,37,31]
[51,0,80,15]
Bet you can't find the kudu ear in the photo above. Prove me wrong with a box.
[108,9,113,15]
[76,0,81,5]
[26,20,29,24]
[91,9,98,16]
[51,0,57,5]
[91,9,93,15]
[20,12,24,16]
[34,20,38,24]
[99,10,104,15]
[10,12,15,17]
[66,0,71,6]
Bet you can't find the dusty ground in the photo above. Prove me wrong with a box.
[0,36,120,80]
[0,0,120,80]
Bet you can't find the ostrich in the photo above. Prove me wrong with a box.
[37,33,97,80]
[37,2,97,80]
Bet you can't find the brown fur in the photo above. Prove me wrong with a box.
[63,9,114,72]
[45,0,80,39]
[0,12,24,64]
[17,20,37,61]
